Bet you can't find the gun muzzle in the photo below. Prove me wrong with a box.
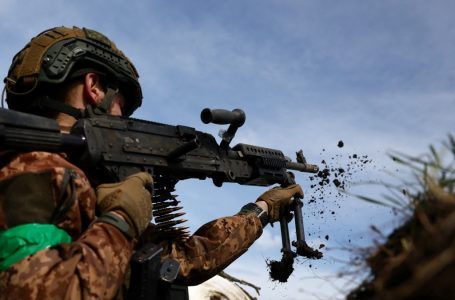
[286,162,319,173]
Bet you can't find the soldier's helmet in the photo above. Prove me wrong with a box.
[4,26,142,116]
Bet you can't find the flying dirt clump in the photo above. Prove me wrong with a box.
[266,140,374,283]
[266,252,295,283]
[307,140,373,206]
[303,140,374,234]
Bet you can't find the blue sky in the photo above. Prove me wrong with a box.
[1,1,454,299]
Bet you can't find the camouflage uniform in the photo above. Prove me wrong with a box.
[0,151,263,299]
[160,213,262,286]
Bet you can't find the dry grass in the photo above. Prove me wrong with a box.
[347,134,455,300]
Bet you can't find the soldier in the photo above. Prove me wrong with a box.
[0,26,303,299]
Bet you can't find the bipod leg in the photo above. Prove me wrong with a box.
[291,196,323,259]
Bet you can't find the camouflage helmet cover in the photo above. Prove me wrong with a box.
[5,26,142,116]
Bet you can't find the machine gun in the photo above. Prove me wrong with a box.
[0,107,322,266]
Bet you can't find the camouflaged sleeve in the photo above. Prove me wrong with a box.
[0,152,134,299]
[160,213,263,286]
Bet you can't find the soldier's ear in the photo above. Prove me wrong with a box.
[83,73,105,106]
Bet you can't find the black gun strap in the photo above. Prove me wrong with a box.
[50,169,77,224]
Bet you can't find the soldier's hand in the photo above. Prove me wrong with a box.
[96,172,153,237]
[256,184,303,223]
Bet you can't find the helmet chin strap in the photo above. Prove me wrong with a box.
[90,87,118,116]
[36,96,86,119]
[36,86,119,119]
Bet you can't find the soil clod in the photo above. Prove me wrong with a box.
[267,252,295,283]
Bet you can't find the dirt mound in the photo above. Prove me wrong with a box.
[347,133,455,300]
[348,185,455,299]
